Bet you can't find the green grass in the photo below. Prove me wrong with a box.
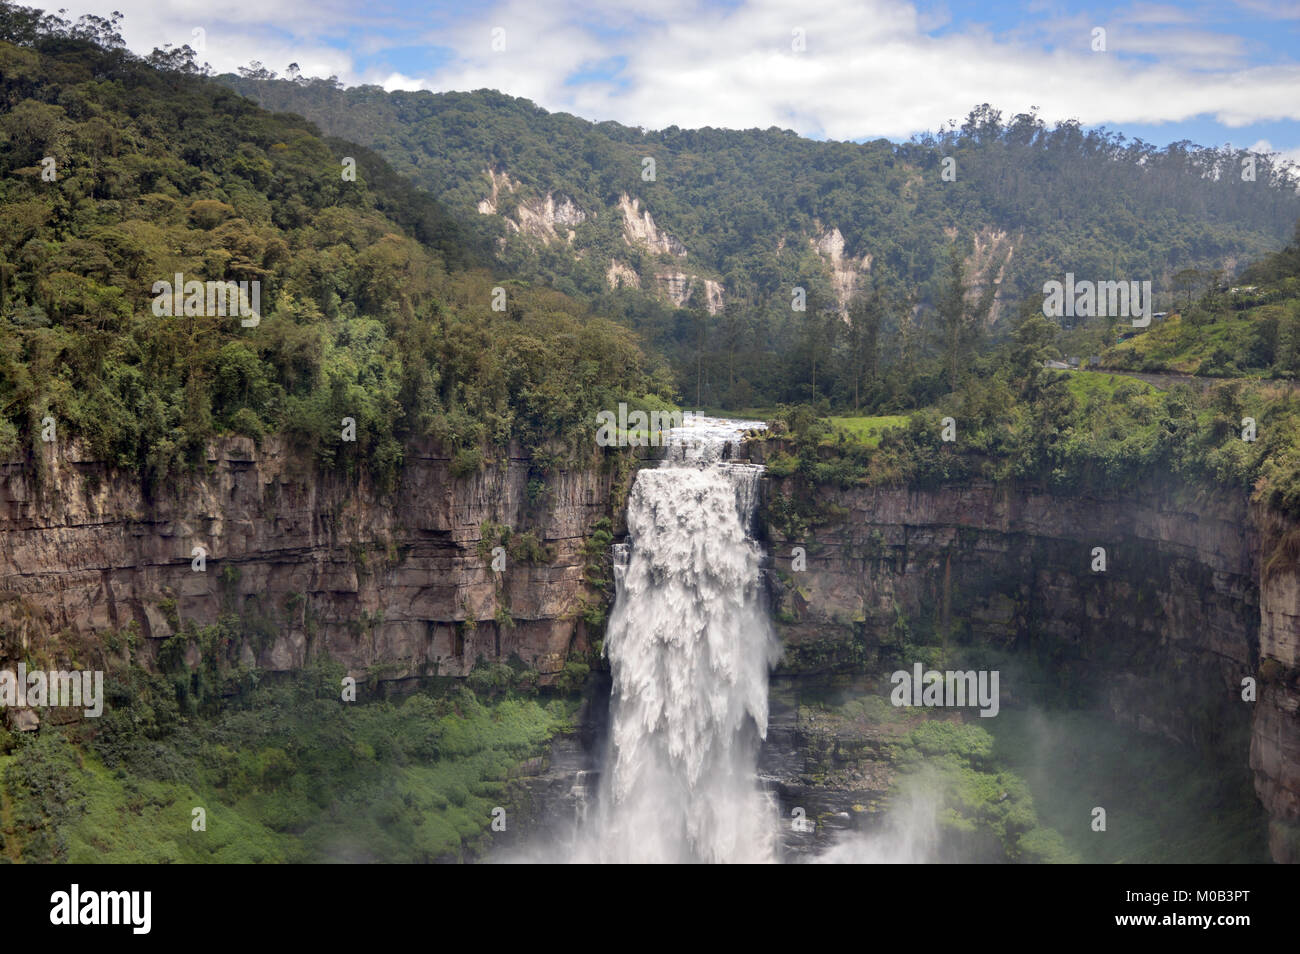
[0,680,575,864]
[1060,369,1157,404]
[1104,309,1275,376]
[827,415,910,447]
[66,759,293,863]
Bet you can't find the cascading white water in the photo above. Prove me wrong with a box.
[575,417,781,863]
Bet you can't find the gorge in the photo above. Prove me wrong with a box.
[1,423,1295,862]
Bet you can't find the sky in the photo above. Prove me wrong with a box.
[51,0,1300,164]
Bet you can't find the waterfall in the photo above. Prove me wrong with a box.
[576,417,781,863]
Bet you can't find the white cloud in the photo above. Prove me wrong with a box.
[380,72,427,92]
[46,0,1300,141]
[1248,139,1300,171]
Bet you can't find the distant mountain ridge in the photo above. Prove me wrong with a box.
[219,77,1300,406]
[221,79,1299,314]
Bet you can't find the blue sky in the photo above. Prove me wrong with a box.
[59,0,1300,162]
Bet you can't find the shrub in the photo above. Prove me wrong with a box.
[450,446,482,479]
[555,660,590,694]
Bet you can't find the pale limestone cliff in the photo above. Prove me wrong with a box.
[476,167,517,214]
[653,271,724,315]
[619,193,686,258]
[811,227,872,316]
[965,228,1015,325]
[476,168,586,243]
[606,259,641,290]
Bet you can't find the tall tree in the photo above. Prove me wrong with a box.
[689,295,709,407]
[935,244,973,392]
[844,283,884,412]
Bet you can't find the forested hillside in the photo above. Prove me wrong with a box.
[4,2,1299,478]
[755,218,1300,532]
[0,6,670,492]
[223,74,1300,410]
[1103,220,1300,379]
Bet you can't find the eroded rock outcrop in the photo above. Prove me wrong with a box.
[476,167,516,215]
[811,227,873,316]
[606,259,641,290]
[619,193,686,257]
[477,168,586,243]
[654,271,724,314]
[965,228,1015,325]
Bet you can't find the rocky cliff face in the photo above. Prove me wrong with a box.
[653,271,724,314]
[753,464,1296,862]
[810,227,872,316]
[0,436,622,701]
[1250,505,1300,862]
[3,431,1296,860]
[963,227,1015,326]
[476,168,587,245]
[477,176,729,314]
[618,193,686,258]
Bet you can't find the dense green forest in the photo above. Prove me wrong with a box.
[759,220,1300,524]
[0,5,671,492]
[4,1,1300,506]
[222,74,1300,411]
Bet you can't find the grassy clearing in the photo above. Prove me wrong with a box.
[1104,307,1287,377]
[827,415,910,447]
[1060,369,1157,404]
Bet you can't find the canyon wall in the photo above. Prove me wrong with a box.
[0,437,622,696]
[1251,505,1300,863]
[754,462,1296,862]
[2,433,1296,860]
